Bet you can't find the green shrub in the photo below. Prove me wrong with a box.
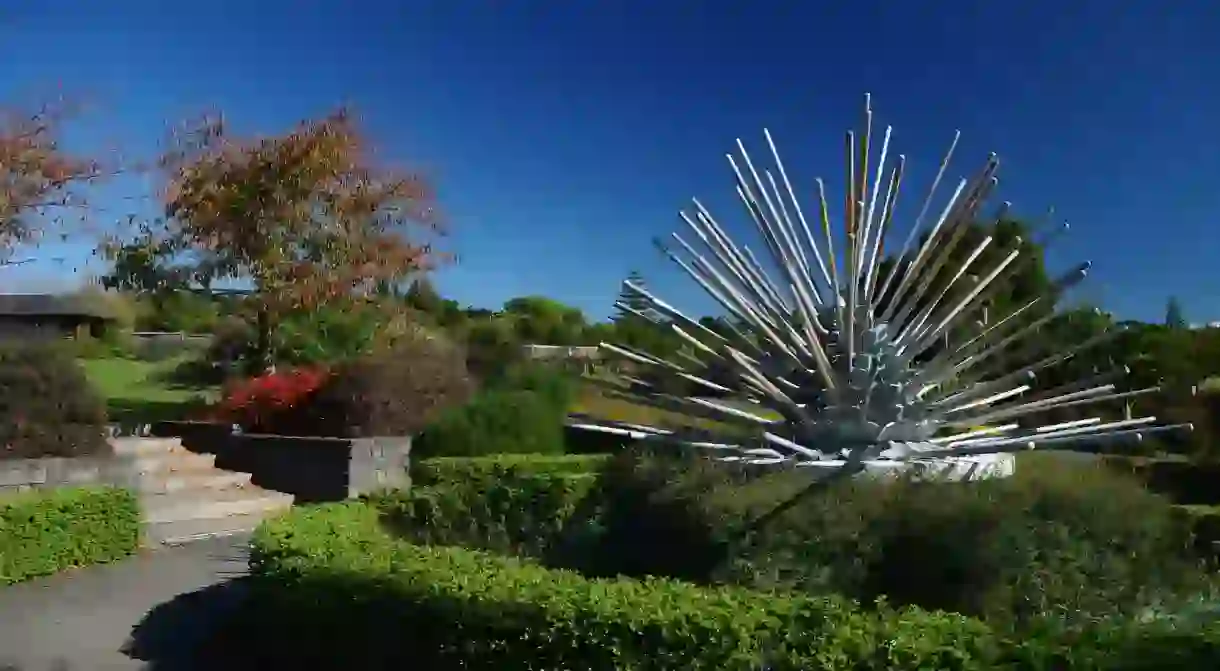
[0,343,110,459]
[1104,455,1220,506]
[64,333,135,360]
[0,486,140,584]
[274,304,389,366]
[300,330,474,438]
[370,474,598,557]
[413,389,566,459]
[1174,504,1220,561]
[245,502,1220,670]
[483,361,577,410]
[410,453,610,487]
[247,502,1004,670]
[206,314,256,377]
[563,449,1213,630]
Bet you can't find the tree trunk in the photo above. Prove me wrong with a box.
[254,306,274,375]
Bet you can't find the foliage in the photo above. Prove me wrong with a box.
[0,343,109,459]
[410,454,610,487]
[463,315,527,381]
[105,109,446,370]
[139,291,221,334]
[402,276,444,315]
[246,502,994,670]
[390,454,610,558]
[567,450,1213,631]
[1166,296,1188,329]
[1103,455,1220,506]
[482,360,578,410]
[0,486,140,585]
[98,232,195,294]
[1173,504,1220,561]
[0,100,101,261]
[370,474,598,558]
[214,367,329,433]
[413,389,567,459]
[272,305,382,366]
[245,501,1220,670]
[272,300,420,366]
[301,329,473,438]
[502,295,589,346]
[198,314,256,382]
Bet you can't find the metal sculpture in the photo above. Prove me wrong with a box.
[581,94,1192,481]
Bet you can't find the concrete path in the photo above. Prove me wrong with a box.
[0,535,253,671]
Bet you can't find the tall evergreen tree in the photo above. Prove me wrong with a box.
[1165,296,1188,329]
[615,270,663,322]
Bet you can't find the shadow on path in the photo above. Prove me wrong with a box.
[121,578,253,670]
[0,535,256,670]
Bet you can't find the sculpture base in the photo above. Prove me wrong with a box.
[716,453,1016,481]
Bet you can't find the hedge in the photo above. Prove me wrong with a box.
[410,453,611,487]
[1102,455,1220,506]
[368,471,598,558]
[246,502,1220,670]
[0,486,141,585]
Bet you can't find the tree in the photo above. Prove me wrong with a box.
[1165,296,1188,329]
[404,277,444,315]
[0,100,101,264]
[121,109,445,371]
[615,270,663,321]
[502,295,587,346]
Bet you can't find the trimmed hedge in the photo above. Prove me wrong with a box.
[410,453,610,487]
[248,503,999,670]
[0,486,140,585]
[246,503,1220,670]
[368,472,598,558]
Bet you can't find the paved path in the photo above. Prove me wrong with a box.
[0,535,252,671]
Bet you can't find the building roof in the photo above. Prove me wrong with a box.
[0,294,116,320]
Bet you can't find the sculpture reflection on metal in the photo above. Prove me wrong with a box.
[581,94,1192,482]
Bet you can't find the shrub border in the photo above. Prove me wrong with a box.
[245,499,1220,670]
[410,453,610,486]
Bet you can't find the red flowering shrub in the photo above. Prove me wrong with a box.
[215,367,330,434]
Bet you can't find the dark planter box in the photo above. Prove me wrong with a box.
[153,421,411,503]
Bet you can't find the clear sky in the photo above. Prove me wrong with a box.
[2,0,1218,323]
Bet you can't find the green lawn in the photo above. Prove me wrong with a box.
[80,357,219,425]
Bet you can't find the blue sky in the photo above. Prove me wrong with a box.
[2,1,1218,322]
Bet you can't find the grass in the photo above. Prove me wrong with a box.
[80,356,219,426]
[570,377,779,434]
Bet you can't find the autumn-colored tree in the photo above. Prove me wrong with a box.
[125,109,445,370]
[0,100,100,264]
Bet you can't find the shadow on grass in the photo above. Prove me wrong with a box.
[150,356,232,392]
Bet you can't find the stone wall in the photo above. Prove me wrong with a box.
[0,454,142,493]
[0,428,412,502]
[154,422,412,503]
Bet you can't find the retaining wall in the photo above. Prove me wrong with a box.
[0,452,143,493]
[0,427,412,503]
[153,422,412,503]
